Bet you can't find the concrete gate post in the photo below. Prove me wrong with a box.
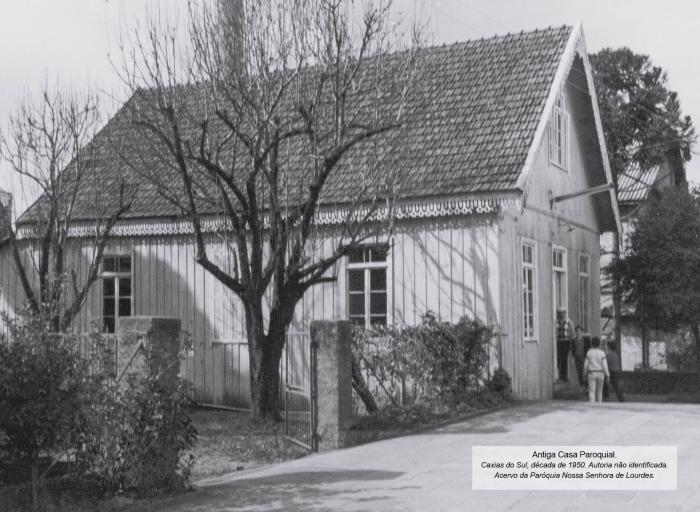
[311,320,353,451]
[117,316,181,392]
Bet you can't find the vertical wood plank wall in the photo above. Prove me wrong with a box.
[497,74,605,400]
[0,214,501,408]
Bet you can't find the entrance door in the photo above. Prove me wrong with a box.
[552,247,567,381]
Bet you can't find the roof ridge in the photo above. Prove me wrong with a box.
[431,24,572,52]
[17,22,576,224]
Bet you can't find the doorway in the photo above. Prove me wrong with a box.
[553,247,568,381]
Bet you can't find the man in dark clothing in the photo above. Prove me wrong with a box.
[570,325,586,387]
[605,340,625,402]
[556,309,571,381]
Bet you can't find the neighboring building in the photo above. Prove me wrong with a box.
[601,155,688,370]
[0,23,620,405]
[0,187,10,243]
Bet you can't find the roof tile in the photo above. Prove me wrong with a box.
[20,25,572,222]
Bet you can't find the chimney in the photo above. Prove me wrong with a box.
[218,0,244,74]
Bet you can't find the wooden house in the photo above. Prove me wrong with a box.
[0,23,620,404]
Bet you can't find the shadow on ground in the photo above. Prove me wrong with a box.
[136,470,409,512]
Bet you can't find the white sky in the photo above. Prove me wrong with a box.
[1,0,699,212]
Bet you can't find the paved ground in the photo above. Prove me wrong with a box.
[139,401,700,511]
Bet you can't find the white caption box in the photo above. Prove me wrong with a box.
[472,446,677,490]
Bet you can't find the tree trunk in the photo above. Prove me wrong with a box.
[245,293,298,421]
[249,336,283,421]
[641,324,649,368]
[246,301,287,422]
[351,357,378,413]
[30,456,40,512]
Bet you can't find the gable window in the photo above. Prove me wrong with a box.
[102,255,132,333]
[521,241,537,341]
[579,254,590,333]
[347,245,388,328]
[549,91,569,170]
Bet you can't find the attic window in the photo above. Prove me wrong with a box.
[549,91,569,170]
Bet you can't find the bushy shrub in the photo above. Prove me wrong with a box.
[352,312,497,409]
[78,346,197,497]
[487,368,513,400]
[0,313,197,506]
[119,376,196,495]
[0,313,96,511]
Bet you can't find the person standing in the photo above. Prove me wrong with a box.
[583,337,609,403]
[570,325,586,387]
[556,309,572,381]
[606,340,626,402]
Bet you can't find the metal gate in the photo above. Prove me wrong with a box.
[284,331,318,451]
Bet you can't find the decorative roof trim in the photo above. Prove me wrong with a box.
[17,194,519,240]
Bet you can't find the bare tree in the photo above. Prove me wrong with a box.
[0,83,133,331]
[114,0,422,420]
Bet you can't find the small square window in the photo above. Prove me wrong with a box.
[103,298,115,317]
[348,270,365,292]
[369,246,387,262]
[118,298,131,317]
[103,278,115,297]
[103,257,116,273]
[370,269,386,291]
[118,256,131,272]
[119,278,131,296]
[348,248,365,264]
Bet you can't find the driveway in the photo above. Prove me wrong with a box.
[139,401,700,511]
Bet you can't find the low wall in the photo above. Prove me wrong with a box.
[620,370,700,394]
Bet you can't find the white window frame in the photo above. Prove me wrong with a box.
[101,253,133,333]
[346,245,389,328]
[578,253,591,334]
[552,246,567,315]
[521,239,538,342]
[549,90,570,171]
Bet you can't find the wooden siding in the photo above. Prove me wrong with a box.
[0,66,612,407]
[0,213,500,408]
[498,75,605,400]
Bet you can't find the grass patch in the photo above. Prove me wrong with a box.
[190,407,309,480]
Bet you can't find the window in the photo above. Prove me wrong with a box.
[102,255,132,333]
[553,247,567,314]
[549,91,569,170]
[579,254,590,333]
[347,245,388,327]
[521,241,537,341]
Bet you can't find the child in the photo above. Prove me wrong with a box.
[583,337,609,403]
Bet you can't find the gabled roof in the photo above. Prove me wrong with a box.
[617,163,660,204]
[18,23,619,235]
